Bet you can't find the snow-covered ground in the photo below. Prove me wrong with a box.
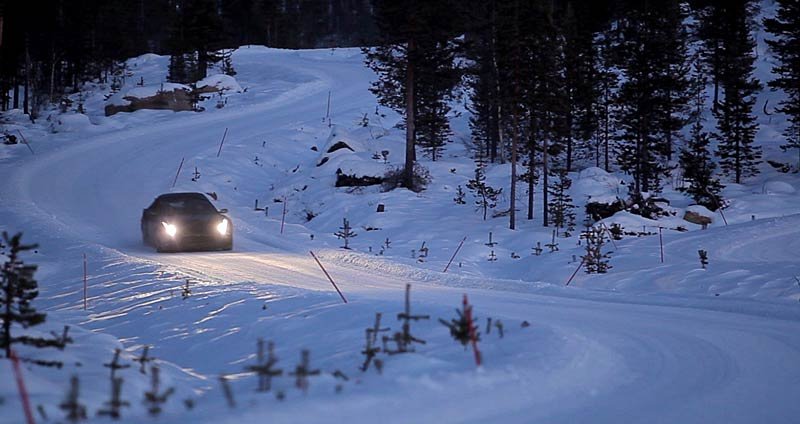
[1,32,800,424]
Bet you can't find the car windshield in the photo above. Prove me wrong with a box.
[159,198,216,214]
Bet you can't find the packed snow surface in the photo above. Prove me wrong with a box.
[1,43,799,423]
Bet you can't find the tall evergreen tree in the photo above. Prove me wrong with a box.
[465,0,503,165]
[560,2,602,172]
[765,0,800,169]
[613,1,690,193]
[365,0,462,189]
[713,1,762,184]
[166,0,225,83]
[679,64,724,209]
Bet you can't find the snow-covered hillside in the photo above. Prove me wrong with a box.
[1,17,799,423]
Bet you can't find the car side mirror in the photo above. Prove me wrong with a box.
[219,208,228,214]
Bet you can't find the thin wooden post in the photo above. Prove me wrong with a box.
[280,198,287,234]
[325,91,331,125]
[83,254,88,310]
[565,257,586,286]
[216,128,229,157]
[17,130,34,155]
[10,350,36,424]
[443,236,467,273]
[658,227,664,263]
[171,157,184,188]
[309,251,347,304]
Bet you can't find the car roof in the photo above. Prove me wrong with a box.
[155,192,211,202]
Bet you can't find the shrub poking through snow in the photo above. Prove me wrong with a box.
[1,232,66,366]
[581,225,612,274]
[135,345,154,374]
[360,313,388,372]
[334,218,357,249]
[383,284,429,354]
[290,350,320,394]
[454,185,466,205]
[382,163,432,192]
[698,250,709,269]
[104,348,131,380]
[245,339,282,392]
[143,366,175,417]
[439,301,479,347]
[97,377,129,419]
[59,376,87,423]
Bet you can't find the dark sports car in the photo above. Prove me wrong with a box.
[141,192,233,252]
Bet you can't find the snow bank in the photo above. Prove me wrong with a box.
[762,180,796,194]
[573,167,627,205]
[197,74,243,93]
[49,113,93,133]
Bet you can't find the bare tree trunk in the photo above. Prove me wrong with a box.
[23,34,30,116]
[542,133,549,227]
[510,112,518,230]
[403,38,416,189]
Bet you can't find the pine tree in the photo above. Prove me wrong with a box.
[765,0,800,169]
[714,1,762,184]
[464,0,503,164]
[679,64,724,209]
[547,169,576,237]
[581,225,611,273]
[595,31,618,172]
[466,158,502,221]
[613,1,690,194]
[560,2,602,172]
[365,0,463,189]
[1,232,45,360]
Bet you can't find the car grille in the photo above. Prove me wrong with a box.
[183,220,213,236]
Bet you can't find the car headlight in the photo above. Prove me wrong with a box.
[162,222,178,237]
[217,218,229,236]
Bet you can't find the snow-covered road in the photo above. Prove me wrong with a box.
[1,48,799,423]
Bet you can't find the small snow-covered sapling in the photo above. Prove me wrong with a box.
[143,366,175,417]
[545,229,559,252]
[698,250,709,269]
[383,238,392,250]
[104,349,131,380]
[245,339,282,392]
[439,301,478,347]
[50,325,73,349]
[532,242,543,256]
[181,280,191,300]
[418,241,429,258]
[361,313,389,372]
[383,284,429,354]
[135,345,154,374]
[454,185,466,205]
[485,231,497,247]
[59,376,87,423]
[334,218,357,249]
[97,377,129,419]
[488,250,497,262]
[290,350,321,393]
